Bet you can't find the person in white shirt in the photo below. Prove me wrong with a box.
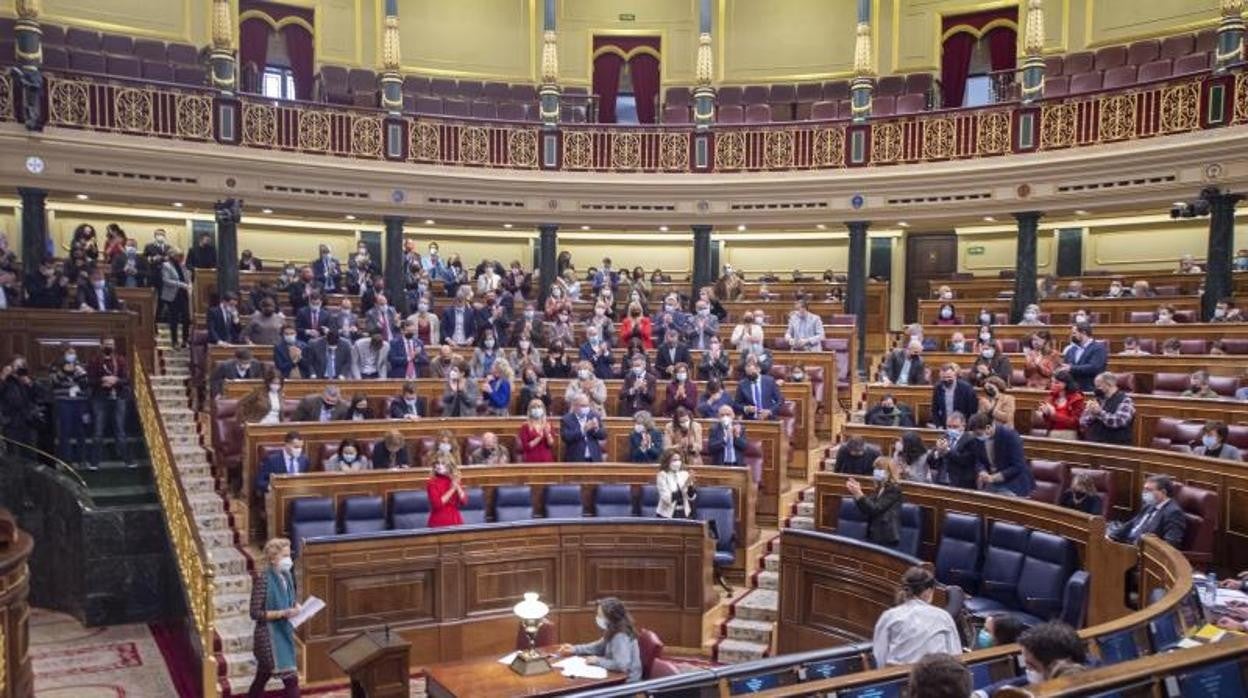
[352,330,390,379]
[872,566,963,667]
[784,299,825,351]
[654,449,694,519]
[730,310,764,351]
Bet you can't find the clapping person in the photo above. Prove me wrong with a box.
[440,362,480,417]
[565,360,607,410]
[845,457,904,547]
[542,341,573,379]
[628,411,664,463]
[687,299,720,350]
[654,327,691,380]
[736,356,782,420]
[619,301,654,349]
[654,449,695,519]
[1023,332,1062,388]
[426,457,467,528]
[663,406,703,466]
[517,399,555,463]
[561,394,606,463]
[579,325,614,379]
[1036,371,1084,440]
[273,325,309,378]
[894,431,934,483]
[708,406,747,467]
[664,362,697,416]
[517,365,549,412]
[470,329,501,378]
[480,358,513,416]
[697,378,737,418]
[699,337,731,382]
[111,237,147,288]
[619,354,657,417]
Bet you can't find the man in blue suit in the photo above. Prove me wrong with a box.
[1061,321,1107,392]
[560,394,606,462]
[256,431,308,495]
[312,244,341,293]
[273,326,308,378]
[440,291,481,346]
[388,319,429,379]
[969,413,1034,497]
[734,356,782,420]
[207,292,242,345]
[295,291,332,342]
[929,364,978,429]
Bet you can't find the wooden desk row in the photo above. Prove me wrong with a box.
[0,306,151,371]
[296,519,714,684]
[895,322,1248,349]
[877,351,1248,379]
[915,295,1223,326]
[934,270,1247,301]
[839,423,1248,572]
[241,417,789,532]
[268,462,756,581]
[0,511,34,698]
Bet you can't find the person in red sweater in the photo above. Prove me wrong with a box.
[517,398,556,462]
[619,302,654,350]
[426,460,467,528]
[1036,371,1085,440]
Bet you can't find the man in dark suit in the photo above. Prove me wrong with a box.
[142,229,171,289]
[307,329,353,379]
[929,364,978,429]
[560,394,606,463]
[708,405,749,467]
[209,347,262,397]
[579,324,614,380]
[295,291,332,342]
[1109,475,1187,548]
[76,267,121,311]
[618,355,657,416]
[311,244,341,293]
[440,292,480,347]
[207,292,242,345]
[111,239,147,288]
[273,326,308,378]
[1061,322,1107,392]
[928,411,985,489]
[256,431,308,495]
[969,413,1035,497]
[881,339,928,386]
[291,385,348,423]
[654,328,692,380]
[388,381,427,420]
[288,266,320,313]
[388,320,429,380]
[735,355,782,420]
[833,435,881,476]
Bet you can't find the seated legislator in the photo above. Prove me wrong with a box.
[1017,303,1044,326]
[1059,471,1103,515]
[967,413,1034,497]
[1017,621,1089,686]
[274,326,309,379]
[256,431,308,495]
[845,456,904,547]
[735,356,782,420]
[1193,420,1243,460]
[654,449,694,519]
[1212,297,1244,322]
[237,369,285,425]
[934,302,959,325]
[664,363,698,416]
[628,411,664,463]
[946,332,970,354]
[872,567,962,667]
[77,266,121,311]
[561,394,607,463]
[1118,335,1150,356]
[291,385,347,422]
[619,354,657,417]
[343,393,374,420]
[834,435,881,476]
[211,348,262,397]
[467,431,510,465]
[708,406,748,467]
[427,459,467,528]
[970,345,1012,386]
[1061,322,1106,392]
[1181,370,1219,399]
[908,654,971,698]
[1079,371,1135,445]
[517,399,555,463]
[556,598,644,683]
[881,340,927,386]
[324,438,371,472]
[865,394,916,428]
[371,429,410,469]
[697,378,737,418]
[1108,475,1186,547]
[388,381,427,420]
[929,364,977,429]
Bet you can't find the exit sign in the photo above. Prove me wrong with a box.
[967,245,986,256]
[618,13,636,21]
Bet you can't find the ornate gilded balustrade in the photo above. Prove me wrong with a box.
[133,361,218,698]
[19,66,1245,174]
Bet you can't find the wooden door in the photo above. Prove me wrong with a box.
[904,233,958,324]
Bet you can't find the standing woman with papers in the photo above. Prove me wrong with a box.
[248,537,302,697]
[557,597,644,682]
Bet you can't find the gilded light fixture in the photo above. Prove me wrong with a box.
[379,1,403,113]
[850,21,875,122]
[693,32,715,128]
[15,0,39,21]
[695,32,713,87]
[541,30,559,85]
[210,0,236,91]
[1216,0,1245,72]
[852,21,873,78]
[1021,0,1046,104]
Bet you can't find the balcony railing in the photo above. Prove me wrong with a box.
[14,66,1246,174]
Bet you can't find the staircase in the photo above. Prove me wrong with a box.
[713,486,816,663]
[149,328,271,695]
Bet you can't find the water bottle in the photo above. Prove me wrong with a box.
[1208,571,1218,608]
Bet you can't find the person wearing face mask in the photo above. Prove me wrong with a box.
[934,285,954,302]
[1153,304,1178,325]
[929,364,978,430]
[784,299,825,351]
[77,266,121,312]
[111,238,148,288]
[1058,280,1085,299]
[686,300,720,350]
[697,377,737,419]
[49,344,90,467]
[210,347,261,397]
[1078,371,1135,445]
[517,364,549,408]
[708,405,748,468]
[1180,370,1219,399]
[881,339,927,386]
[387,381,426,420]
[971,342,1012,387]
[845,456,903,547]
[141,228,169,288]
[310,244,340,293]
[556,597,643,682]
[467,431,511,465]
[439,288,481,347]
[247,536,303,698]
[652,293,689,338]
[1103,280,1125,299]
[1008,621,1088,689]
[341,394,373,421]
[735,356,782,420]
[365,292,402,342]
[84,339,134,469]
[654,328,692,381]
[945,331,969,354]
[237,368,285,425]
[440,362,481,417]
[159,248,193,347]
[386,319,429,380]
[541,342,571,379]
[480,358,514,417]
[467,328,501,379]
[933,303,958,326]
[256,431,308,494]
[970,324,999,356]
[273,325,309,378]
[294,291,329,343]
[1192,420,1243,460]
[697,338,730,383]
[245,298,286,345]
[626,411,664,463]
[975,613,1023,650]
[1058,471,1103,515]
[25,259,69,308]
[865,395,916,428]
[1058,321,1106,392]
[560,394,607,463]
[292,385,348,423]
[1211,297,1243,323]
[619,301,654,349]
[506,335,542,375]
[1109,474,1186,547]
[426,454,467,529]
[664,362,698,416]
[324,438,372,472]
[368,429,410,469]
[833,435,881,476]
[307,328,353,380]
[288,265,321,314]
[894,431,934,483]
[208,292,242,346]
[351,329,391,380]
[927,411,983,488]
[654,449,696,519]
[871,567,962,667]
[238,248,263,272]
[663,406,703,466]
[977,375,1015,427]
[1022,331,1061,388]
[1017,303,1044,326]
[516,399,556,463]
[619,357,657,417]
[968,413,1034,497]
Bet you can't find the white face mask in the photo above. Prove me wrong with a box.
[578,369,591,380]
[676,372,688,382]
[1025,668,1044,685]
[670,461,683,471]
[342,452,357,464]
[634,423,645,433]
[530,408,544,419]
[720,416,733,428]
[434,463,449,476]
[872,468,888,482]
[596,615,608,630]
[438,442,452,454]
[276,555,293,572]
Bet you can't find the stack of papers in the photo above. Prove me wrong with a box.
[552,656,609,679]
[289,596,325,629]
[1177,624,1228,648]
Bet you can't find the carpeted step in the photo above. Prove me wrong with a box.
[215,615,258,654]
[763,553,780,572]
[149,374,187,385]
[208,546,249,577]
[189,492,225,517]
[201,528,237,550]
[725,617,774,644]
[181,474,216,495]
[214,573,252,598]
[789,515,816,531]
[172,444,209,462]
[733,589,778,622]
[165,432,202,447]
[194,509,230,532]
[716,638,769,663]
[756,569,779,591]
[799,487,816,503]
[795,501,815,517]
[214,592,251,618]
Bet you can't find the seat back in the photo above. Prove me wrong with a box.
[461,487,487,525]
[1103,64,1138,89]
[1045,75,1070,98]
[979,522,1031,607]
[1160,34,1195,59]
[1175,485,1219,563]
[341,495,387,534]
[166,43,199,66]
[1069,71,1103,95]
[544,484,584,518]
[133,38,166,62]
[1178,339,1207,355]
[935,512,982,592]
[1094,45,1128,71]
[694,487,736,564]
[389,490,431,529]
[872,95,896,116]
[718,104,744,124]
[1029,459,1068,505]
[823,80,850,101]
[594,484,636,517]
[1016,531,1078,620]
[494,485,534,522]
[876,75,905,96]
[745,103,771,123]
[836,497,868,541]
[1065,51,1095,74]
[1127,40,1160,66]
[1207,375,1240,397]
[717,86,743,106]
[742,85,768,104]
[1174,52,1209,75]
[1060,570,1091,629]
[1138,58,1173,83]
[289,497,336,555]
[897,503,922,557]
[895,93,927,115]
[637,628,664,679]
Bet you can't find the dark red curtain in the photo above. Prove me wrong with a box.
[238,18,270,77]
[592,52,625,123]
[985,26,1018,72]
[282,24,315,100]
[940,31,976,108]
[629,53,660,124]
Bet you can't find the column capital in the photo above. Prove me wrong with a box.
[1013,210,1044,222]
[846,220,871,232]
[383,214,407,225]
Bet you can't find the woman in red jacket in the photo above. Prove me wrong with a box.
[426,460,468,528]
[517,398,556,462]
[619,302,654,349]
[1036,371,1085,440]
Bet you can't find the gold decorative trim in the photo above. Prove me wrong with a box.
[610,131,642,170]
[764,130,795,169]
[48,78,89,126]
[0,73,12,122]
[0,619,5,695]
[351,116,382,158]
[459,126,490,165]
[715,131,745,170]
[1097,94,1136,142]
[1235,71,1248,125]
[115,88,154,133]
[410,121,441,161]
[297,110,332,152]
[659,132,689,171]
[871,121,904,164]
[238,8,314,34]
[591,45,662,62]
[922,117,956,160]
[940,18,1019,42]
[1039,102,1076,150]
[1160,82,1201,133]
[563,130,594,169]
[175,94,213,139]
[976,110,1011,155]
[507,128,538,168]
[242,103,277,147]
[812,127,846,167]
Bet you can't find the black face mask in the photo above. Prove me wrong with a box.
[881,405,895,413]
[1093,388,1107,399]
[943,378,954,387]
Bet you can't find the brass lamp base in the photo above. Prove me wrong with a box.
[510,651,552,676]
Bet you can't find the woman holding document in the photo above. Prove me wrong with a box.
[556,597,644,682]
[248,537,302,697]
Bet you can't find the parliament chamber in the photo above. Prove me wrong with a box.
[2,1,1248,697]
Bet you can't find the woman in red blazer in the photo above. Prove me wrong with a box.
[426,461,468,528]
[619,302,654,349]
